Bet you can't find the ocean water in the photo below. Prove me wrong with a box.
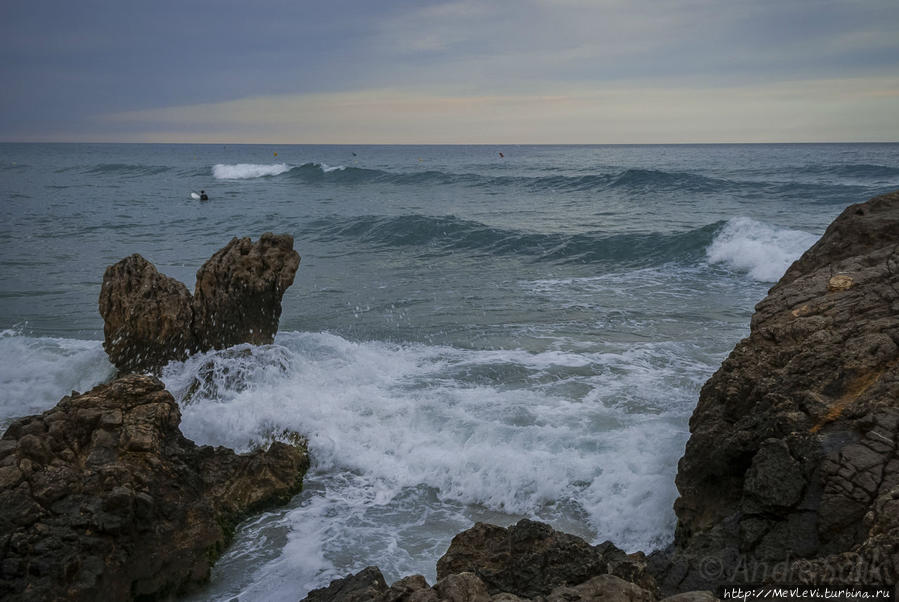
[1,143,898,599]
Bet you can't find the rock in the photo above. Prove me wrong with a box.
[659,592,719,602]
[433,572,491,602]
[193,233,301,350]
[0,375,309,601]
[435,519,656,599]
[303,567,389,602]
[379,575,434,602]
[662,191,899,593]
[99,233,300,374]
[544,574,655,601]
[98,254,195,373]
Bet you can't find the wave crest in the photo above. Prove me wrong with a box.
[303,214,722,266]
[706,217,819,282]
[213,163,292,179]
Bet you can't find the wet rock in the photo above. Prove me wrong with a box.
[193,233,300,350]
[99,233,300,374]
[98,254,195,373]
[379,575,434,602]
[662,191,899,593]
[544,574,654,601]
[304,567,390,602]
[436,519,656,599]
[0,375,309,601]
[433,572,491,602]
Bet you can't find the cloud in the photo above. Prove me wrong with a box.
[2,0,898,142]
[99,76,899,143]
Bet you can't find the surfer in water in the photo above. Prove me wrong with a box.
[200,190,208,201]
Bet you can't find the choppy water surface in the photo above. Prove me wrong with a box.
[1,143,897,599]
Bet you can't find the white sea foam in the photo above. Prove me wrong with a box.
[319,163,346,173]
[165,330,707,598]
[0,329,113,427]
[706,217,819,282]
[212,163,291,179]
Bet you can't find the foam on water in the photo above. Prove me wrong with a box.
[0,329,113,428]
[212,163,291,179]
[165,329,709,598]
[706,217,819,282]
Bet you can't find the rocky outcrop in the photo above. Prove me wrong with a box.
[660,190,899,592]
[302,566,662,602]
[99,233,300,374]
[98,255,197,373]
[192,234,301,350]
[301,521,717,602]
[0,375,309,601]
[436,519,656,598]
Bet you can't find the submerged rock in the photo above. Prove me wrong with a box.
[662,190,899,592]
[0,375,309,601]
[99,233,300,374]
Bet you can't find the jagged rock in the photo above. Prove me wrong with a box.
[435,519,656,599]
[99,233,300,374]
[98,254,195,373]
[433,572,491,602]
[0,375,309,601]
[379,575,434,602]
[662,191,899,593]
[304,567,390,602]
[544,574,654,601]
[193,233,300,350]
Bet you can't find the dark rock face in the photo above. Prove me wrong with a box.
[0,375,309,601]
[98,254,195,373]
[304,567,390,602]
[664,191,899,592]
[299,521,724,601]
[435,519,656,598]
[99,233,300,374]
[193,233,301,350]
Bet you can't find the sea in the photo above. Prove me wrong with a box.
[1,143,898,599]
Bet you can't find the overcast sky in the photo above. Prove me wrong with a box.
[2,0,898,143]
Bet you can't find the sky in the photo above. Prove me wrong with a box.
[1,0,898,144]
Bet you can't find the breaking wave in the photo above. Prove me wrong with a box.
[212,163,292,179]
[706,217,819,282]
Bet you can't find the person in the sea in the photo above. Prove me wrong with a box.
[200,190,208,201]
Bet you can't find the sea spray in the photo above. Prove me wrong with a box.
[0,329,114,429]
[706,217,819,282]
[165,329,711,595]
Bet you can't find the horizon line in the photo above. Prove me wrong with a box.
[2,140,898,146]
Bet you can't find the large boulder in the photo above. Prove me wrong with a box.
[661,191,899,592]
[99,233,300,374]
[436,519,656,598]
[98,254,196,373]
[192,233,301,350]
[0,375,309,601]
